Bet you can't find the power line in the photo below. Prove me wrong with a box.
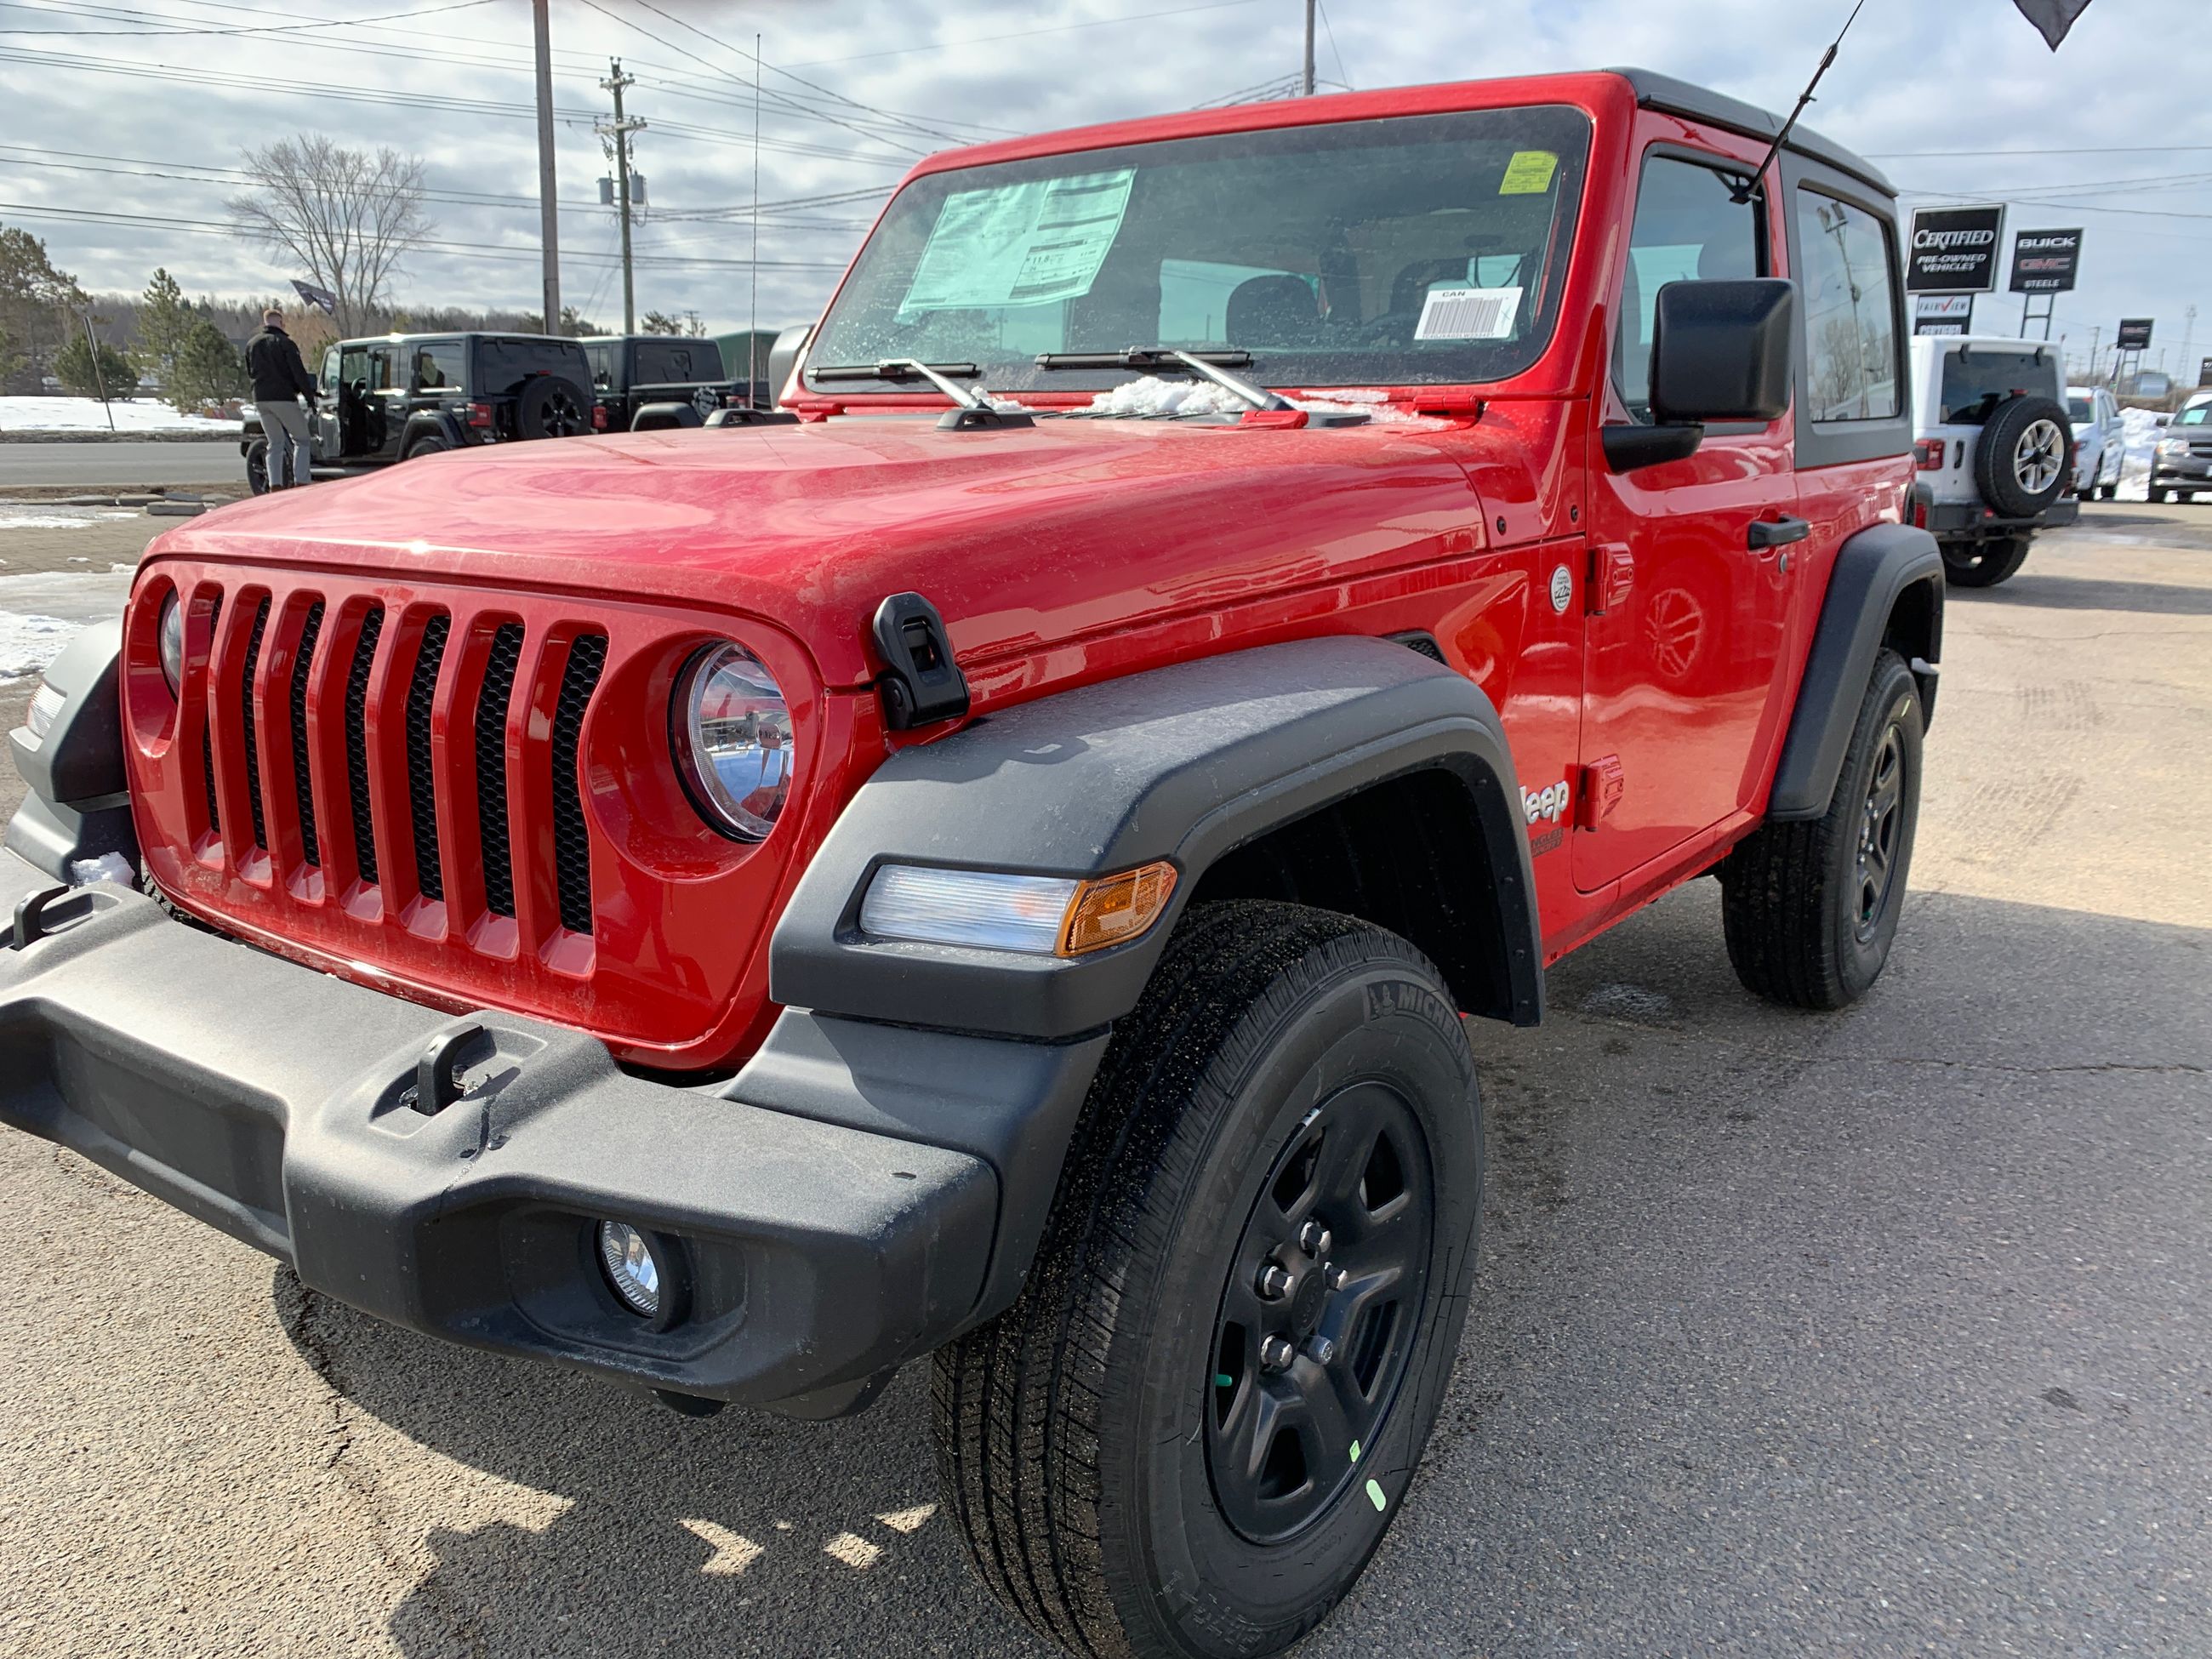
[0,0,489,36]
[785,0,1268,67]
[1316,0,1351,88]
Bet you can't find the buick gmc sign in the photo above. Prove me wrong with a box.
[1907,204,2006,294]
[2009,229,2084,294]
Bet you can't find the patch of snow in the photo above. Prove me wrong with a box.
[1579,982,1680,1027]
[70,852,138,887]
[0,613,79,683]
[0,567,135,683]
[0,505,140,530]
[0,395,236,434]
[1087,376,1254,417]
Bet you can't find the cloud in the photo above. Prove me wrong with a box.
[3,0,2205,369]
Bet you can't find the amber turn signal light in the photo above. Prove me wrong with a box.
[1059,862,1177,957]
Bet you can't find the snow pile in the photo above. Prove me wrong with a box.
[2106,405,2168,501]
[70,852,137,887]
[0,396,237,435]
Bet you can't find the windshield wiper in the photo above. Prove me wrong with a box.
[809,359,1032,429]
[1034,346,1293,413]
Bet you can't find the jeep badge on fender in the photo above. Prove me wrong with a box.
[1,66,1940,1659]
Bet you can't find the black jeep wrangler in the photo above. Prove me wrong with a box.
[242,332,592,493]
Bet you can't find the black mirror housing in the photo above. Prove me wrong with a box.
[1650,278,1795,425]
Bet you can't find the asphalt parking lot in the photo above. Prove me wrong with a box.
[1,504,2207,1658]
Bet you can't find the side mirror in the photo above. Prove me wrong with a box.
[1650,277,1795,425]
[766,323,813,408]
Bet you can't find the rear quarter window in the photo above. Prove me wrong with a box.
[475,339,592,395]
[634,339,723,382]
[1937,347,2061,425]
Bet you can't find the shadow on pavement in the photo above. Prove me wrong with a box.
[278,884,2210,1659]
[1958,572,2212,616]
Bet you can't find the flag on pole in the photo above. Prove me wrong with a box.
[2012,0,2095,48]
[290,278,338,316]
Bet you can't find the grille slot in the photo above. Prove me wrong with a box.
[288,601,325,866]
[550,635,608,934]
[404,615,451,901]
[344,607,384,884]
[475,623,524,918]
[240,596,271,850]
[199,595,222,834]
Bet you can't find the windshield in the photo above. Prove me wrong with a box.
[2178,405,2212,426]
[2067,395,2092,422]
[807,105,1593,396]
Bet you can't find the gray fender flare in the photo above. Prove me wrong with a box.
[1767,522,1944,822]
[630,401,703,431]
[769,635,1542,1040]
[400,409,465,452]
[752,634,1540,1328]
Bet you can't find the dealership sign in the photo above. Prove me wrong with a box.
[1907,204,2006,293]
[1913,294,1975,336]
[2118,317,2154,351]
[2009,228,2084,294]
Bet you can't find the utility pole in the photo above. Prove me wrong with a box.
[597,60,646,334]
[1301,0,1315,96]
[533,0,560,334]
[2089,324,2100,385]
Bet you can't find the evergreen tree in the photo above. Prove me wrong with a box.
[0,223,88,393]
[137,268,196,408]
[173,318,248,406]
[54,330,136,400]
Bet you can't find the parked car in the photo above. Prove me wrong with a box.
[2067,383,2123,499]
[241,332,593,493]
[2149,400,2212,502]
[9,67,1945,1659]
[1908,334,2078,586]
[580,334,761,432]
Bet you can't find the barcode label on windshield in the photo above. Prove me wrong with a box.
[1415,286,1523,341]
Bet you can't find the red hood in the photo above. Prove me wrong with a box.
[151,414,1510,695]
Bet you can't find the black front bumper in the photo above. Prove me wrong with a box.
[0,848,1036,1414]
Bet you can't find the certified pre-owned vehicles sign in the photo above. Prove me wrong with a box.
[2009,229,2084,294]
[1907,204,2006,294]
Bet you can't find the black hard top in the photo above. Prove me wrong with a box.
[1609,66,1893,197]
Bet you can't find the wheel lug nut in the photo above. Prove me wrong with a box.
[1325,1264,1348,1291]
[1260,1335,1296,1371]
[1256,1264,1292,1300]
[1299,1222,1332,1258]
[1303,1336,1337,1366]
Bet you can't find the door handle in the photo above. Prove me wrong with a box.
[1747,515,1811,550]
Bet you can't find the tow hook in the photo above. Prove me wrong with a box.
[871,592,971,731]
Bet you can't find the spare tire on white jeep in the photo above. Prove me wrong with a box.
[1973,393,2072,518]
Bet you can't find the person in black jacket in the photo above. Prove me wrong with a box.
[246,309,318,487]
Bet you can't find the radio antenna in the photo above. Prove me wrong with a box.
[1731,0,1867,203]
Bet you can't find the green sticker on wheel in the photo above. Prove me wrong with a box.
[1349,1439,1361,1463]
[1365,1479,1387,1511]
[1214,1374,1234,1388]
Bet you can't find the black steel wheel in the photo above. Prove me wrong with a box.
[1207,1081,1434,1545]
[1722,648,1924,1009]
[933,901,1482,1659]
[244,436,271,495]
[516,373,590,440]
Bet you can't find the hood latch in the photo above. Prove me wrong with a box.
[872,592,971,730]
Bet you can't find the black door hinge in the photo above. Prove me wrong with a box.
[871,592,970,731]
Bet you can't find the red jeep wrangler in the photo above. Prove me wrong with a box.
[4,69,1939,1659]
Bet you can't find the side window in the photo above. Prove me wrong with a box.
[319,349,339,392]
[411,340,464,391]
[1615,156,1764,422]
[365,345,399,392]
[583,344,613,390]
[1796,191,1900,421]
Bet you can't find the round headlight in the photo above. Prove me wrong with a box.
[672,641,795,841]
[157,592,184,694]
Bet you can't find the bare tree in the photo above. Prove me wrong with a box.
[226,134,431,335]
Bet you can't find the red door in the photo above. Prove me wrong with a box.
[1574,147,1800,893]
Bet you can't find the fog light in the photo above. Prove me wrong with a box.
[597,1221,662,1318]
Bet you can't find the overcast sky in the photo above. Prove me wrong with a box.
[3,0,2207,374]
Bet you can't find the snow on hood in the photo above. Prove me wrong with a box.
[1084,377,1420,422]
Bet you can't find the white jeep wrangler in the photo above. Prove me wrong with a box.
[1908,334,2078,587]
